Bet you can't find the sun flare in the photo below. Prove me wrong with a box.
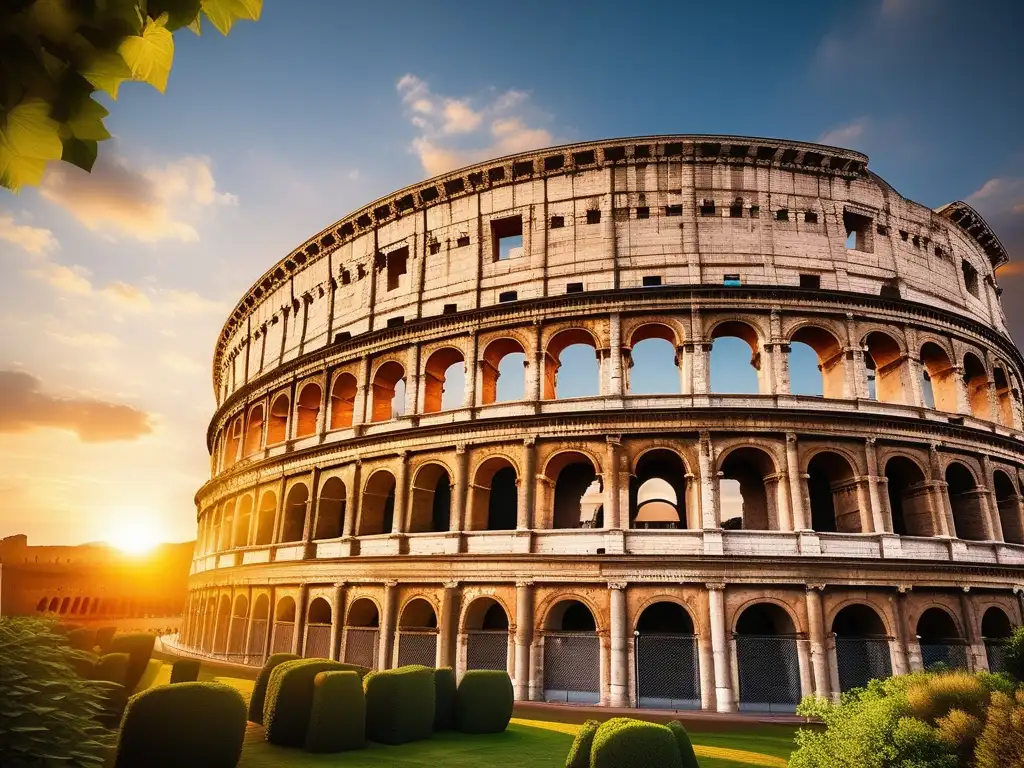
[106,519,161,555]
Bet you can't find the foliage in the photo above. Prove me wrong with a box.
[0,616,114,768]
[113,681,246,768]
[305,670,366,753]
[107,633,155,693]
[133,658,163,693]
[248,652,298,724]
[92,652,129,684]
[433,667,456,732]
[67,627,97,651]
[974,690,1024,768]
[69,648,98,678]
[0,0,262,191]
[666,720,700,768]
[95,626,117,652]
[1004,626,1024,683]
[263,659,369,748]
[905,672,990,724]
[454,669,514,734]
[975,670,1017,696]
[589,717,684,768]
[564,719,599,768]
[935,708,983,766]
[170,658,201,684]
[363,664,436,745]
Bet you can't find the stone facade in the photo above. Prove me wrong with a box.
[179,135,1024,712]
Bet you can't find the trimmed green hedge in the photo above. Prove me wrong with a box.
[455,670,514,734]
[248,653,299,724]
[69,649,98,679]
[95,626,117,652]
[67,627,96,651]
[666,720,700,768]
[364,664,436,745]
[264,659,369,747]
[107,633,155,693]
[565,719,600,768]
[590,717,684,768]
[433,667,456,731]
[113,681,246,768]
[93,652,130,685]
[170,658,202,684]
[305,670,366,753]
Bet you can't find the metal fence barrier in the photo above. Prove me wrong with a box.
[304,623,332,659]
[920,643,968,670]
[247,619,268,662]
[736,635,802,713]
[984,640,1007,674]
[272,621,294,655]
[635,633,701,709]
[835,637,893,692]
[543,632,600,704]
[344,627,379,669]
[397,631,437,668]
[214,616,229,654]
[467,630,508,672]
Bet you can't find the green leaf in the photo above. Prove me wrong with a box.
[65,96,110,141]
[0,97,63,191]
[80,50,132,99]
[148,0,203,31]
[200,0,262,35]
[118,13,175,92]
[61,137,98,171]
[28,0,79,44]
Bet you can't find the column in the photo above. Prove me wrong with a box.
[980,455,1003,542]
[805,586,831,699]
[608,313,624,398]
[464,333,478,409]
[605,437,622,530]
[439,582,459,669]
[329,582,346,661]
[451,444,468,533]
[391,451,409,535]
[929,443,956,537]
[896,587,921,671]
[302,466,321,553]
[242,585,254,663]
[405,344,421,417]
[528,321,543,405]
[608,582,629,707]
[262,586,276,662]
[698,431,718,529]
[378,580,397,670]
[342,460,360,538]
[514,581,534,701]
[706,584,735,712]
[292,583,309,656]
[864,438,889,533]
[352,356,369,426]
[693,343,711,395]
[518,437,536,530]
[959,588,985,671]
[786,434,809,530]
[954,364,971,415]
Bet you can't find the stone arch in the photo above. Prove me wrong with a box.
[920,342,958,412]
[733,599,799,635]
[243,404,264,456]
[267,392,289,444]
[862,330,906,404]
[399,596,438,629]
[423,347,465,413]
[71,597,81,614]
[359,469,396,535]
[224,415,243,466]
[789,324,845,398]
[371,360,405,422]
[630,448,689,529]
[718,445,780,530]
[218,498,236,550]
[233,494,253,547]
[307,597,332,623]
[993,365,1016,427]
[314,476,346,540]
[635,599,697,634]
[468,454,518,531]
[409,462,452,533]
[709,320,762,394]
[342,596,379,668]
[304,596,333,658]
[830,602,893,692]
[345,597,380,627]
[275,595,297,622]
[232,594,249,618]
[916,605,967,669]
[462,596,511,631]
[481,337,527,405]
[962,352,990,420]
[248,593,270,658]
[35,596,47,612]
[541,597,600,632]
[255,490,277,545]
[805,450,862,533]
[981,606,1012,640]
[884,455,934,537]
[252,593,270,620]
[48,597,59,612]
[272,595,297,655]
[397,596,439,668]
[295,381,322,438]
[544,328,599,400]
[329,372,357,430]
[214,593,231,654]
[734,601,802,712]
[627,322,680,395]
[280,483,309,543]
[945,461,988,541]
[541,596,600,703]
[993,469,1023,544]
[545,449,603,529]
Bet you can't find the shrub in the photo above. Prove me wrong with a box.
[590,717,683,768]
[935,708,983,766]
[113,681,246,768]
[264,659,369,747]
[975,670,1017,697]
[1002,626,1024,683]
[906,672,989,724]
[248,653,299,724]
[69,649,98,678]
[67,627,97,651]
[455,669,514,734]
[95,626,117,652]
[564,719,600,768]
[666,720,700,768]
[974,690,1024,768]
[0,616,114,767]
[364,664,436,745]
[433,667,456,731]
[133,658,163,693]
[170,658,202,684]
[93,652,130,685]
[305,670,366,753]
[107,633,156,693]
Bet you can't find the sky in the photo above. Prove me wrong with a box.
[1,0,1023,546]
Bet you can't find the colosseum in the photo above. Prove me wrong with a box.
[175,135,1024,713]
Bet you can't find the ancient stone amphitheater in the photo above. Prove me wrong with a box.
[178,135,1024,713]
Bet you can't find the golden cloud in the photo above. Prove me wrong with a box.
[0,213,59,256]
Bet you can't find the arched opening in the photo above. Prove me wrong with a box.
[735,603,801,712]
[464,598,510,672]
[343,598,380,668]
[993,367,1016,426]
[962,353,990,420]
[468,457,518,531]
[981,607,1014,674]
[329,373,357,430]
[295,382,322,438]
[630,450,688,529]
[920,343,957,412]
[719,447,778,530]
[267,393,289,444]
[946,463,988,541]
[884,456,933,537]
[255,491,276,546]
[397,598,438,668]
[218,499,235,551]
[304,597,333,659]
[214,594,231,655]
[248,594,270,661]
[481,338,526,404]
[71,597,81,614]
[790,326,844,398]
[243,405,264,457]
[423,347,466,413]
[863,332,905,403]
[547,452,602,529]
[228,595,248,659]
[80,597,90,614]
[272,596,296,655]
[233,495,253,548]
[627,324,679,395]
[359,470,396,536]
[831,604,892,692]
[35,597,47,612]
[917,607,967,670]
[993,470,1023,544]
[48,597,59,612]
[280,484,308,543]
[806,452,862,533]
[543,600,599,703]
[224,416,243,467]
[409,463,451,533]
[314,477,346,540]
[371,361,405,422]
[710,321,760,394]
[635,601,699,709]
[202,597,216,652]
[544,329,599,400]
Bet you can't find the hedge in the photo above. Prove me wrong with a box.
[565,719,600,768]
[305,670,366,753]
[455,670,514,734]
[170,658,202,684]
[93,652,130,685]
[264,659,369,747]
[590,717,684,768]
[364,664,436,745]
[433,667,456,731]
[666,720,700,768]
[67,627,97,651]
[248,653,299,724]
[113,681,246,768]
[107,633,156,693]
[95,626,117,652]
[69,649,98,679]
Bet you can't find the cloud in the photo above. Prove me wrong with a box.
[39,154,236,243]
[45,330,120,348]
[0,213,59,256]
[30,262,93,294]
[396,74,553,176]
[160,352,204,376]
[818,118,869,149]
[0,370,151,442]
[967,177,1024,213]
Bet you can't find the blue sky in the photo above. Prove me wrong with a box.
[1,0,1022,545]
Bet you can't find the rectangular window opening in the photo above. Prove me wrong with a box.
[566,282,584,293]
[880,281,901,299]
[799,273,821,289]
[962,259,980,298]
[729,200,744,218]
[723,274,741,287]
[776,208,789,221]
[386,247,408,292]
[665,204,682,217]
[642,275,662,287]
[491,215,523,261]
[749,205,760,217]
[428,241,441,255]
[586,209,601,225]
[550,215,565,229]
[386,316,405,328]
[700,199,716,217]
[804,211,818,224]
[636,206,650,219]
[456,234,470,248]
[442,303,458,315]
[843,209,874,252]
[499,290,518,303]
[876,224,889,236]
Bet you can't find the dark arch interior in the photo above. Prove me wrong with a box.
[736,604,796,636]
[482,603,509,630]
[488,466,518,530]
[946,463,986,541]
[275,598,296,623]
[916,608,961,642]
[636,601,695,634]
[307,597,332,624]
[550,600,597,632]
[720,448,775,530]
[630,450,687,530]
[431,473,451,532]
[346,599,379,627]
[807,452,858,533]
[553,461,600,529]
[885,456,930,536]
[400,598,438,629]
[981,607,1013,639]
[831,604,887,638]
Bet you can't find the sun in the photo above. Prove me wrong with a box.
[106,518,161,555]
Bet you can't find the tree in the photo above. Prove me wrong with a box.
[0,0,262,192]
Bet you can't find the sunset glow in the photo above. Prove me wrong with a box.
[106,518,161,555]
